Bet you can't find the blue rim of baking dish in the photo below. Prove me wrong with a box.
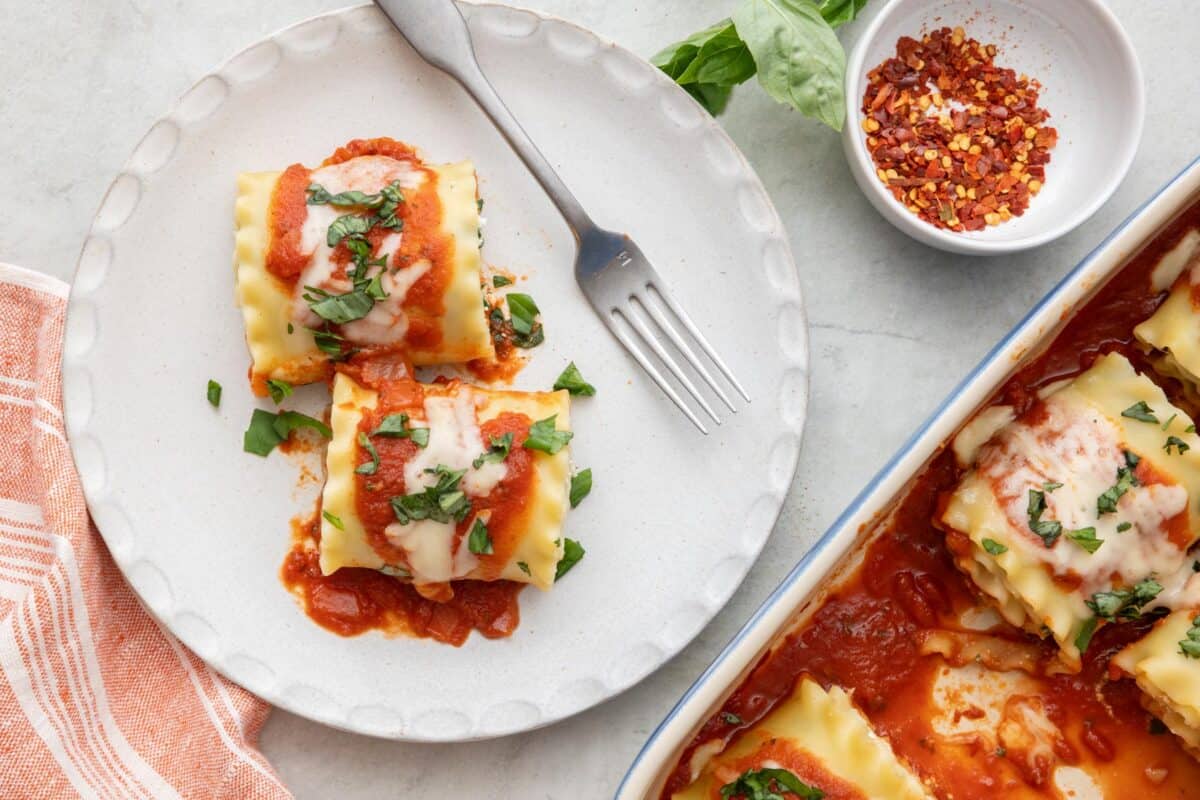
[617,151,1200,798]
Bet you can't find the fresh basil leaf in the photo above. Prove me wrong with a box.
[266,379,293,405]
[686,82,735,115]
[356,432,380,475]
[982,538,1007,556]
[243,408,285,456]
[467,518,493,555]
[815,0,867,27]
[326,214,374,247]
[1180,616,1200,659]
[207,379,222,408]
[390,465,471,525]
[492,275,513,288]
[719,766,824,800]
[273,410,332,440]
[1025,489,1062,547]
[524,415,574,455]
[1165,436,1191,455]
[303,286,375,324]
[323,510,345,531]
[1066,527,1103,554]
[676,23,756,86]
[553,362,597,396]
[652,20,730,78]
[731,0,846,130]
[569,468,592,508]
[555,538,585,581]
[473,432,513,469]
[1074,617,1098,654]
[1121,401,1158,423]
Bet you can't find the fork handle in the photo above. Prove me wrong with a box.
[373,0,597,241]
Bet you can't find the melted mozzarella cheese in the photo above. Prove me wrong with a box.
[382,390,508,585]
[292,157,429,342]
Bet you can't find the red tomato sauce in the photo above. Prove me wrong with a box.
[281,514,522,646]
[663,203,1200,798]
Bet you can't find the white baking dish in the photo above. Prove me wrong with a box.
[617,155,1200,800]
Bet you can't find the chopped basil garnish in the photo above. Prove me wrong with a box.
[390,465,471,524]
[1097,452,1140,515]
[1117,521,1133,532]
[1179,616,1200,659]
[553,361,597,396]
[569,469,592,508]
[308,327,358,361]
[1043,481,1063,492]
[372,413,429,447]
[266,379,293,405]
[492,275,513,288]
[720,712,744,725]
[1189,424,1197,434]
[1121,401,1158,423]
[982,538,1007,555]
[1074,617,1099,654]
[517,561,531,576]
[287,322,294,334]
[207,379,222,408]
[243,408,330,456]
[1165,436,1190,455]
[467,518,493,555]
[555,538,585,581]
[718,767,824,800]
[325,213,374,248]
[322,510,345,531]
[303,284,376,325]
[473,432,513,468]
[524,415,573,454]
[1086,578,1163,621]
[1066,527,1103,554]
[1026,489,1062,547]
[506,292,544,348]
[356,432,380,475]
[1163,413,1178,430]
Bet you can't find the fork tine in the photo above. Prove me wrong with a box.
[635,293,736,413]
[609,309,709,434]
[619,302,721,425]
[646,284,751,403]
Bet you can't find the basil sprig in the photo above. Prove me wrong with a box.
[390,465,471,525]
[652,0,865,129]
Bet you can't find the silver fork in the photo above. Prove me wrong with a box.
[374,0,750,433]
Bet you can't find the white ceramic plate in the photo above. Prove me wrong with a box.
[63,3,807,741]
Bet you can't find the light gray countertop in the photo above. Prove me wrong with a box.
[5,1,1198,797]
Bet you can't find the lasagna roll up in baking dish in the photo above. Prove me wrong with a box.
[234,138,493,393]
[1113,608,1200,759]
[671,678,932,800]
[319,370,572,597]
[940,352,1200,670]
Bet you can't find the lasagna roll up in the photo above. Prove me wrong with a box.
[1113,609,1200,758]
[1133,229,1200,396]
[319,371,571,596]
[234,138,492,392]
[940,353,1200,670]
[672,678,931,800]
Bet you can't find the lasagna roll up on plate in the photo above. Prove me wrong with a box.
[671,678,931,800]
[319,370,571,596]
[940,352,1200,670]
[234,138,493,393]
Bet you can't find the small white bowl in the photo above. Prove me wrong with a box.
[842,0,1144,255]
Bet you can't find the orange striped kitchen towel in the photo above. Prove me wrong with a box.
[0,263,291,800]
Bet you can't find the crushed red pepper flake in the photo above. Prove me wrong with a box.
[861,26,1057,233]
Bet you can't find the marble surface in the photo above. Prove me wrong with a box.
[4,1,1198,797]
